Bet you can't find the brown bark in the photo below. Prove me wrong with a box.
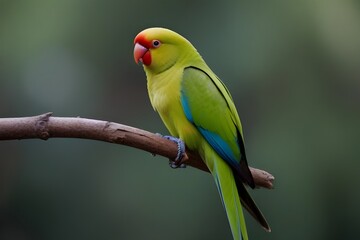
[0,112,274,189]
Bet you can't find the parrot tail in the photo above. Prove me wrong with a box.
[203,145,249,240]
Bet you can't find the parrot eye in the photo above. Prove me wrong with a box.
[152,40,161,48]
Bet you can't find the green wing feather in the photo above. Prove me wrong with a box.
[181,66,254,186]
[180,66,270,234]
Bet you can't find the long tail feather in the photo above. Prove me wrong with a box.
[235,177,271,232]
[204,146,248,240]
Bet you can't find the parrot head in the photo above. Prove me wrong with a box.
[134,27,198,74]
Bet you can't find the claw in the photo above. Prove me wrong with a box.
[169,161,187,169]
[163,135,186,169]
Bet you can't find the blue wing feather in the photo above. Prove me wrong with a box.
[181,88,239,167]
[180,66,255,188]
[180,66,268,230]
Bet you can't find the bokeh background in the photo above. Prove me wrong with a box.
[1,0,360,239]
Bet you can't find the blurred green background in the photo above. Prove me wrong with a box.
[1,0,360,239]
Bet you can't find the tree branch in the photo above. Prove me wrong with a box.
[0,112,274,189]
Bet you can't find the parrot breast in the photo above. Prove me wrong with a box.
[147,67,202,150]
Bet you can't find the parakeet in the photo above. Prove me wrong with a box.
[133,27,270,240]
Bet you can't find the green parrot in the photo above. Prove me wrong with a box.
[133,27,270,240]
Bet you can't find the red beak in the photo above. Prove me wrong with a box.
[134,43,149,64]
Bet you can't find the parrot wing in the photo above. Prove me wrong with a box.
[180,66,270,231]
[180,66,254,187]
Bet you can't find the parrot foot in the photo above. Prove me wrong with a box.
[163,135,187,169]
